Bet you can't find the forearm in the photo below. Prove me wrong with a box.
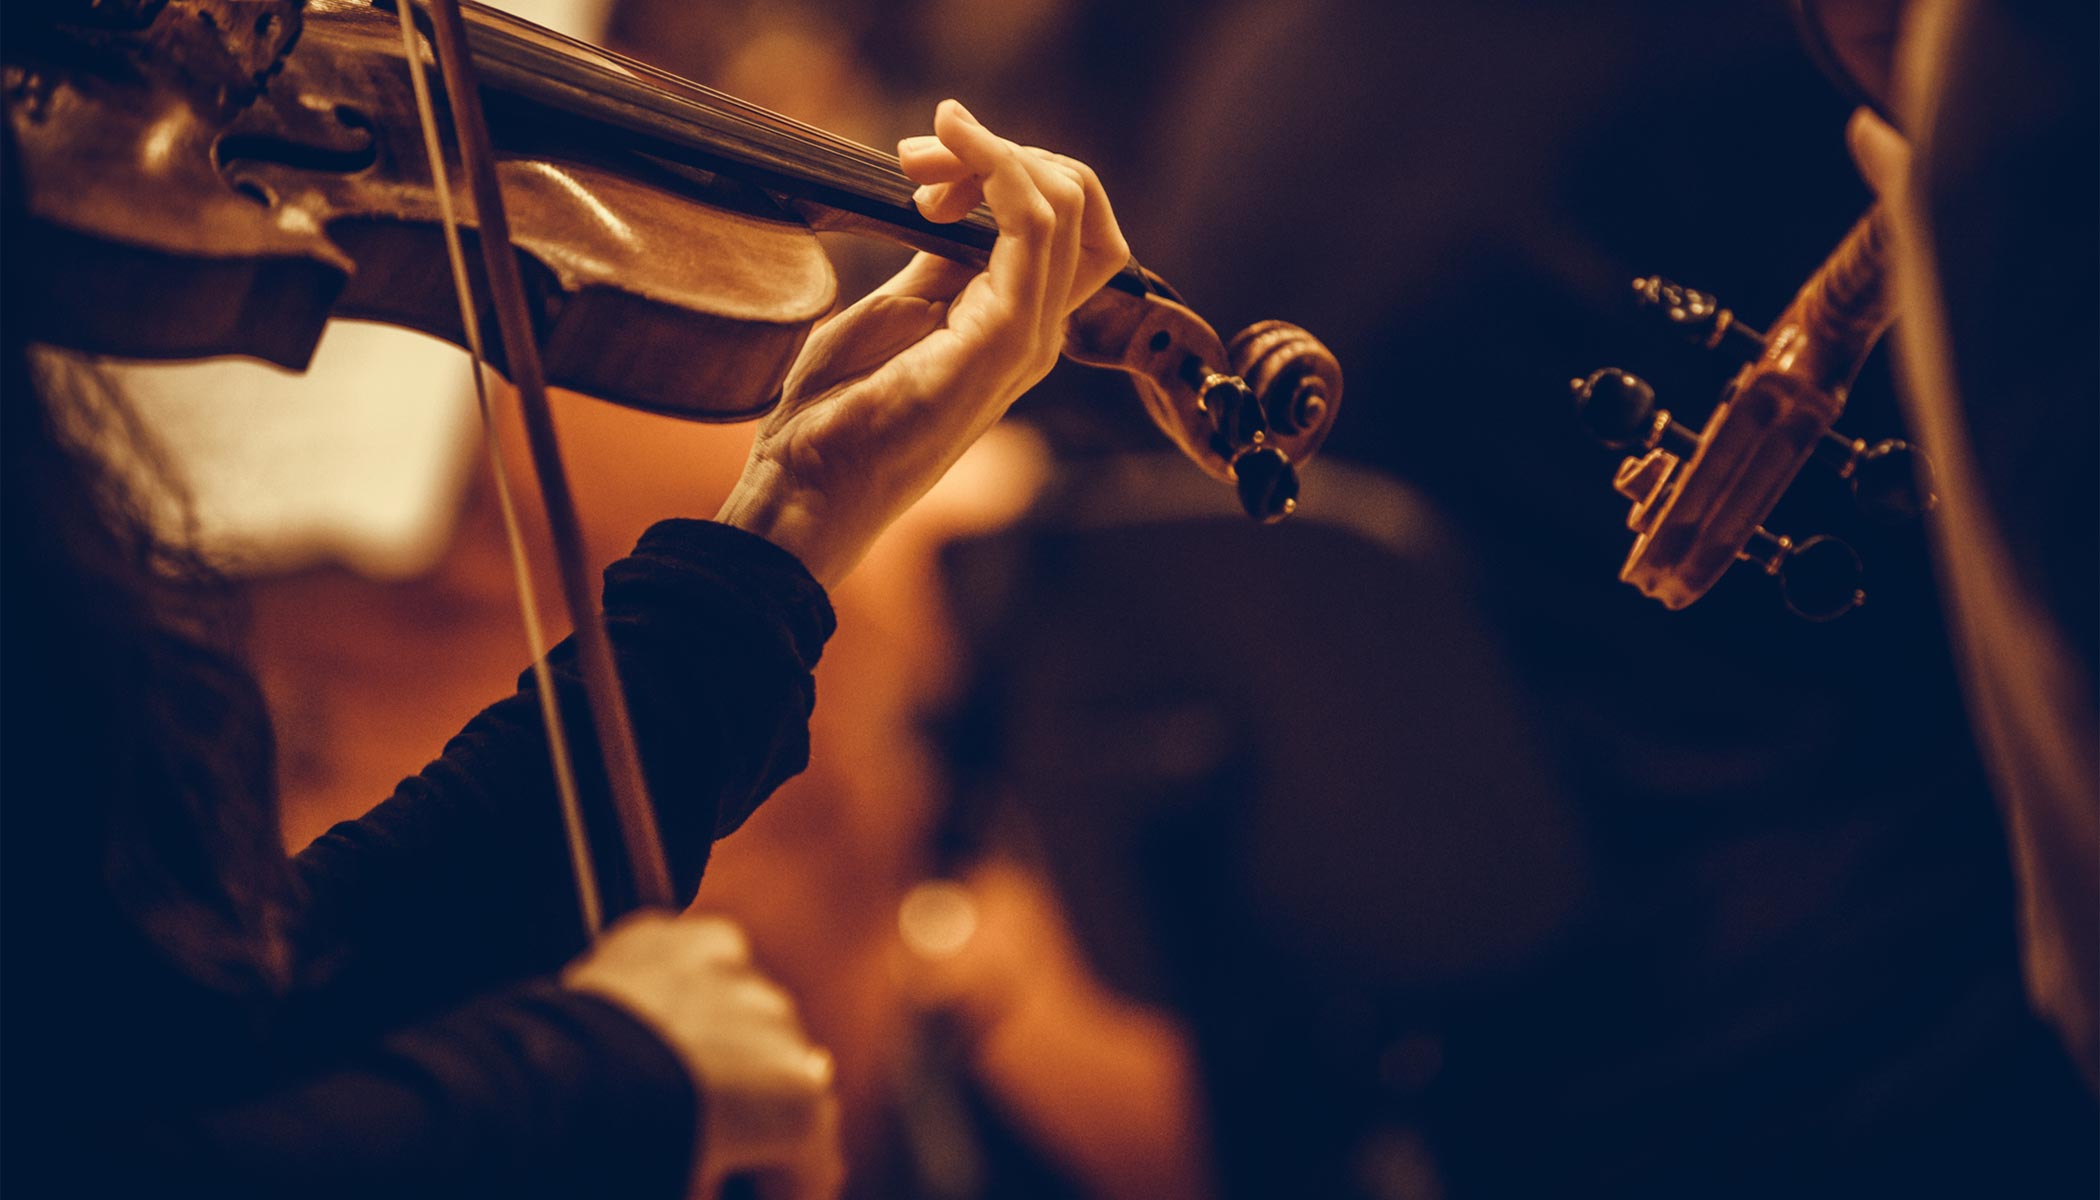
[289,520,834,1024]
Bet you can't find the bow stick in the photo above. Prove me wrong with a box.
[394,0,672,932]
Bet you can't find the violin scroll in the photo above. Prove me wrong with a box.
[1067,281,1342,522]
[1229,319,1340,439]
[1570,365,1910,620]
[1573,206,1936,618]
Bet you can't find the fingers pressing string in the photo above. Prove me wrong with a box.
[898,125,1127,312]
[899,120,979,223]
[929,99,1058,366]
[1007,148,1087,354]
[897,134,970,182]
[1027,148,1129,305]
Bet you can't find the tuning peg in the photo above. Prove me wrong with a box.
[1631,275,1767,363]
[1569,368,1699,454]
[1232,445,1299,523]
[1739,528,1864,620]
[1199,371,1267,458]
[1814,432,1939,522]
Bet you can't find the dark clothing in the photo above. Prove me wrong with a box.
[2,518,834,1196]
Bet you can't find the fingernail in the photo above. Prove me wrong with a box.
[945,98,979,126]
[913,184,936,208]
[898,135,939,154]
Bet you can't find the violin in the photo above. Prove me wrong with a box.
[7,0,1343,934]
[5,0,1340,524]
[1567,205,1936,620]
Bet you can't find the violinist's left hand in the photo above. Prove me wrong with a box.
[714,100,1127,587]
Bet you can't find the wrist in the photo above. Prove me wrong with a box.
[714,457,853,588]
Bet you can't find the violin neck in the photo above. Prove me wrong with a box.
[434,0,1151,296]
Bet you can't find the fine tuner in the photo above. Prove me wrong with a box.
[1569,209,1937,621]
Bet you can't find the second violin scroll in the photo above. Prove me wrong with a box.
[1571,205,1935,619]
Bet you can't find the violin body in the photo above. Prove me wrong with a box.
[7,0,836,419]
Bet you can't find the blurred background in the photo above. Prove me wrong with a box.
[115,0,2096,1196]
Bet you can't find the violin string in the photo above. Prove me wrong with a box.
[458,2,1145,294]
[521,45,1004,247]
[398,0,606,938]
[450,1,1145,303]
[460,0,979,219]
[450,1,1045,266]
[460,1,898,172]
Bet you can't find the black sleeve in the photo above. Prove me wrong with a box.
[286,519,835,1035]
[122,985,700,1199]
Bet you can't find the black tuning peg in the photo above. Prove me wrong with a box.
[1739,528,1865,620]
[1569,368,1699,454]
[1630,275,1768,364]
[1201,372,1266,458]
[1815,432,1940,522]
[1232,445,1299,523]
[1193,367,1301,523]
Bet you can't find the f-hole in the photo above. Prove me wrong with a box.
[216,101,381,178]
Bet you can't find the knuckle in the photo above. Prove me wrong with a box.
[745,977,797,1018]
[788,1064,829,1103]
[789,1047,836,1100]
[977,136,1016,173]
[752,1045,831,1110]
[611,911,675,946]
[687,915,752,960]
[1041,174,1084,216]
[1011,195,1056,237]
[1041,150,1102,195]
